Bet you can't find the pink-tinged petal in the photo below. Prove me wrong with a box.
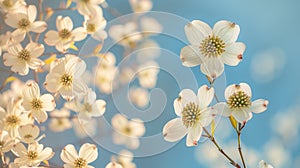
[27,43,44,58]
[186,125,203,146]
[11,61,29,75]
[79,143,98,163]
[40,94,56,111]
[232,109,252,123]
[197,85,214,109]
[200,57,224,79]
[180,45,204,67]
[44,30,60,46]
[185,20,212,46]
[56,40,71,53]
[179,89,197,107]
[163,118,187,142]
[56,16,73,31]
[27,5,37,22]
[28,58,44,69]
[91,99,106,116]
[32,110,48,123]
[112,114,128,130]
[221,42,246,66]
[11,143,27,157]
[30,21,47,33]
[60,86,75,101]
[3,53,18,66]
[11,29,26,42]
[72,27,87,41]
[239,83,252,97]
[174,97,183,117]
[212,102,232,117]
[213,20,240,44]
[250,99,268,114]
[23,80,40,98]
[5,13,27,28]
[60,144,78,164]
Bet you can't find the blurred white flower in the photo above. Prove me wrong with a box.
[137,61,159,88]
[259,160,274,168]
[0,32,14,57]
[106,162,123,168]
[60,143,98,168]
[213,83,268,123]
[163,85,215,146]
[5,5,47,42]
[0,79,25,107]
[119,67,134,84]
[115,150,136,168]
[48,108,72,132]
[44,55,88,101]
[251,48,286,83]
[136,40,160,62]
[22,80,56,123]
[72,0,104,18]
[129,87,149,108]
[84,10,107,41]
[72,116,96,138]
[140,17,162,35]
[44,16,87,52]
[181,20,245,79]
[0,130,14,153]
[12,142,54,167]
[111,114,145,149]
[0,0,26,14]
[264,139,291,167]
[0,99,33,138]
[129,0,152,13]
[3,43,44,75]
[109,22,142,48]
[18,124,42,144]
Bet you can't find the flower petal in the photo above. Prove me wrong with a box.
[44,30,60,46]
[91,99,106,117]
[239,83,252,97]
[179,89,197,107]
[163,118,187,142]
[23,80,40,98]
[232,109,252,123]
[221,42,246,66]
[180,45,204,67]
[250,99,268,114]
[72,27,87,41]
[56,16,73,31]
[200,57,224,79]
[173,97,183,117]
[197,85,214,109]
[79,143,98,163]
[185,20,211,45]
[60,144,78,164]
[212,102,232,117]
[199,108,214,127]
[40,94,56,111]
[213,20,240,44]
[186,125,203,146]
[30,21,47,33]
[27,5,37,23]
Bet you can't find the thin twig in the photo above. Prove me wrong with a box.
[237,124,247,168]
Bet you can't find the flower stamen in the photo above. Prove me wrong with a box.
[182,102,201,127]
[59,29,72,39]
[227,91,251,109]
[18,18,30,30]
[74,158,87,168]
[200,35,225,57]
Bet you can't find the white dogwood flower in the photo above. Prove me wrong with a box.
[3,43,44,75]
[129,0,152,13]
[112,114,145,149]
[84,13,107,41]
[0,0,26,14]
[129,87,149,108]
[12,142,54,167]
[259,160,274,168]
[72,0,105,18]
[137,61,159,88]
[60,143,98,168]
[163,85,215,146]
[22,80,56,123]
[181,20,245,79]
[44,55,88,101]
[5,5,47,42]
[0,130,14,153]
[213,83,268,123]
[48,108,72,132]
[18,124,41,144]
[44,16,87,52]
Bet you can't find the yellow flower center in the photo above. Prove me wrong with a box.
[31,98,43,110]
[27,151,38,160]
[6,115,20,126]
[200,35,225,57]
[24,134,33,139]
[18,18,30,30]
[227,91,251,109]
[2,0,13,8]
[59,29,72,39]
[74,158,87,168]
[182,102,201,127]
[122,126,132,136]
[60,74,73,86]
[18,49,31,61]
[87,23,96,33]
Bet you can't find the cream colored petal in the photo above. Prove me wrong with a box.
[212,102,232,116]
[250,99,268,114]
[232,109,252,123]
[179,89,197,107]
[40,94,56,111]
[60,144,78,164]
[72,27,87,41]
[213,20,240,44]
[23,80,40,98]
[79,143,98,163]
[197,85,214,110]
[30,21,47,33]
[32,110,48,123]
[174,97,183,117]
[56,16,73,31]
[221,42,245,66]
[200,57,224,79]
[186,125,202,147]
[180,45,203,67]
[27,5,37,22]
[184,20,212,46]
[44,30,60,46]
[163,118,187,142]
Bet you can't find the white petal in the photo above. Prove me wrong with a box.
[60,144,78,164]
[23,80,40,98]
[186,125,203,146]
[239,83,252,97]
[79,143,98,163]
[27,5,37,22]
[232,109,252,123]
[85,89,96,104]
[221,42,245,66]
[72,27,87,41]
[179,89,197,107]
[56,16,73,31]
[185,20,211,45]
[180,45,204,67]
[5,13,27,28]
[37,147,54,161]
[28,58,44,69]
[44,31,60,46]
[40,94,56,111]
[173,97,183,117]
[129,119,145,137]
[213,20,240,44]
[224,84,238,100]
[112,114,128,131]
[65,57,86,76]
[199,108,214,127]
[32,110,48,123]
[3,53,18,66]
[212,102,232,116]
[30,21,47,33]
[72,79,88,97]
[163,118,187,142]
[12,143,27,157]
[197,85,214,109]
[200,57,224,79]
[11,29,26,42]
[250,99,268,113]
[91,99,106,116]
